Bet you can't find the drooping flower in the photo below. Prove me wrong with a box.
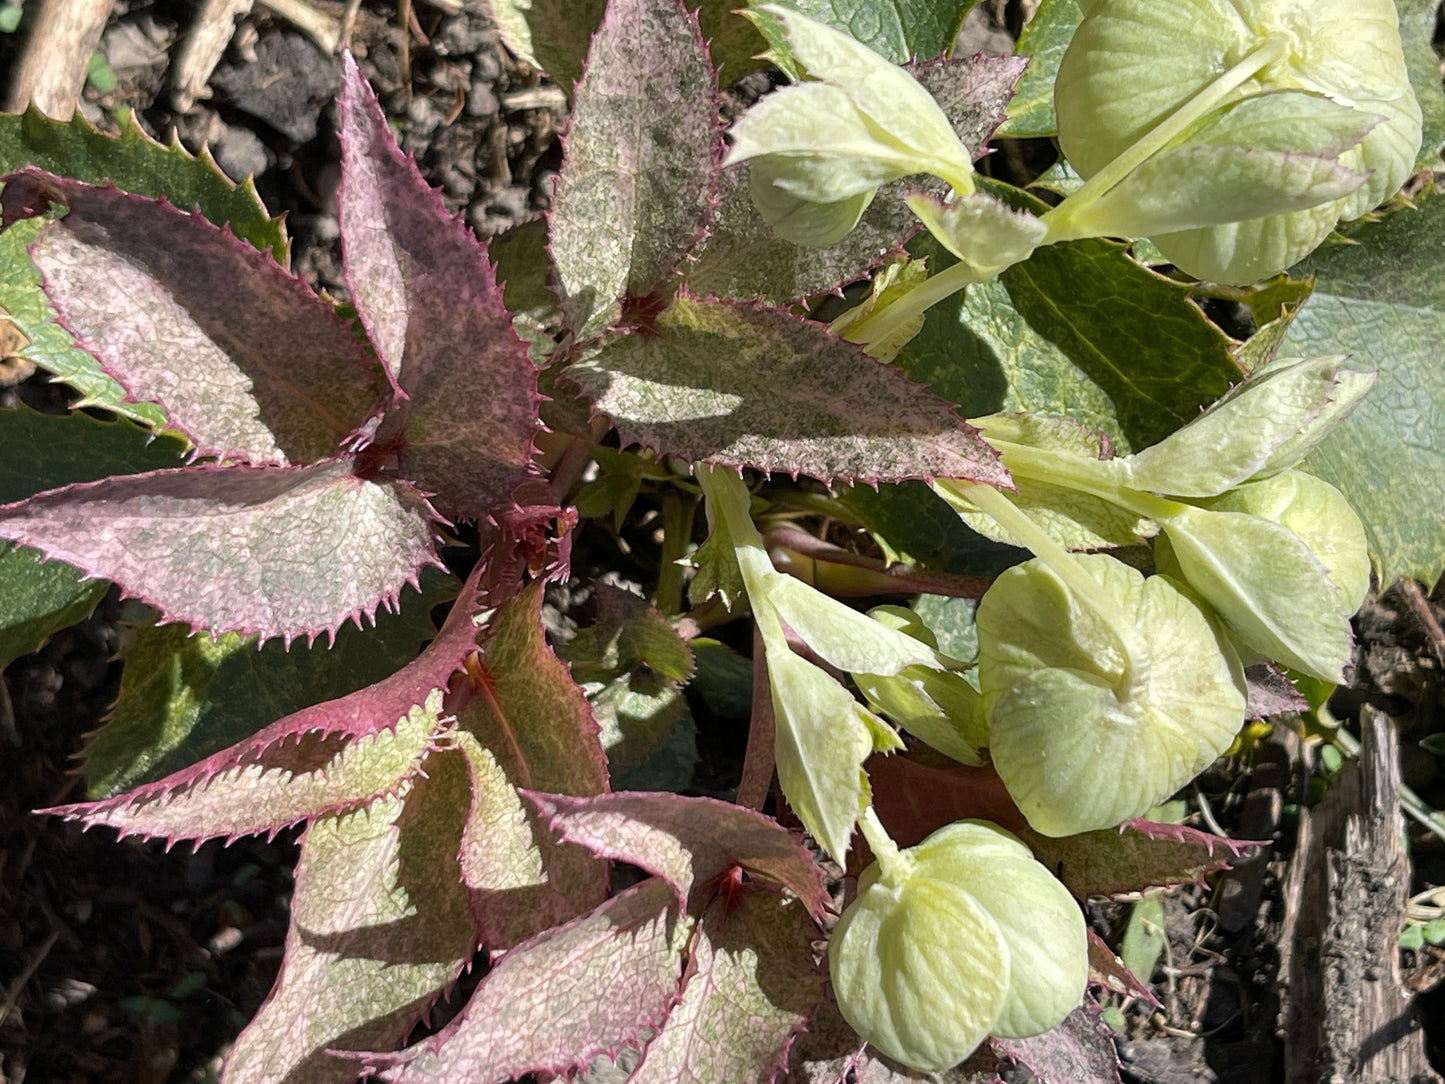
[1048,0,1422,282]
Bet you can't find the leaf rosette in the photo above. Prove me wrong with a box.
[976,554,1246,837]
[1049,0,1422,282]
[829,819,1086,1071]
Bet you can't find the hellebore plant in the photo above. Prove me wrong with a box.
[0,0,1432,1077]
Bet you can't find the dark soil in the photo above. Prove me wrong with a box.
[0,1,1443,1080]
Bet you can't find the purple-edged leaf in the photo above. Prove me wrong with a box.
[2,169,378,465]
[990,1001,1122,1084]
[1244,663,1308,719]
[629,893,825,1084]
[0,458,441,643]
[549,0,719,337]
[1023,821,1259,900]
[909,56,1028,163]
[47,563,501,843]
[337,57,540,521]
[1087,930,1160,1007]
[223,749,477,1084]
[455,581,609,948]
[683,167,920,307]
[568,296,1008,485]
[526,790,827,919]
[784,1002,1004,1084]
[374,877,687,1083]
[49,690,444,843]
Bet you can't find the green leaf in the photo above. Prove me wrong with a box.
[0,545,105,669]
[80,567,458,797]
[995,0,1080,138]
[761,0,982,66]
[569,295,1008,485]
[841,479,1023,575]
[1397,0,1445,167]
[0,107,284,257]
[222,748,476,1083]
[549,0,719,338]
[1278,192,1445,584]
[1118,895,1165,985]
[0,403,188,502]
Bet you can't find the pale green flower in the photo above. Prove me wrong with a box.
[830,818,1086,1070]
[1049,0,1422,282]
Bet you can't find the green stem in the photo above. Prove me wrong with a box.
[655,492,696,618]
[858,805,907,880]
[1041,34,1287,243]
[838,259,993,352]
[945,480,1150,696]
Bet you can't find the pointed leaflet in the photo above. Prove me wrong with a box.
[50,690,444,844]
[49,562,491,841]
[628,893,826,1084]
[81,568,457,798]
[525,791,827,918]
[990,1002,1121,1084]
[549,0,719,338]
[222,750,477,1084]
[0,404,188,668]
[569,295,1007,485]
[2,170,378,465]
[337,57,539,521]
[454,581,609,949]
[1023,821,1258,900]
[374,878,687,1082]
[0,458,442,643]
[0,105,286,427]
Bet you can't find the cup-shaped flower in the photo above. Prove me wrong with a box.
[977,554,1245,836]
[1050,0,1421,282]
[830,819,1086,1071]
[724,5,976,246]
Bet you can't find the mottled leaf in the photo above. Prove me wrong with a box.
[375,878,687,1082]
[1243,663,1308,721]
[0,458,442,643]
[3,170,378,464]
[0,403,189,666]
[526,790,828,918]
[841,481,1024,577]
[990,1002,1121,1084]
[683,166,918,305]
[222,750,477,1084]
[454,581,609,949]
[0,106,284,426]
[1024,821,1257,900]
[569,295,1008,485]
[1277,192,1445,584]
[550,0,719,338]
[80,567,458,798]
[53,690,443,843]
[996,0,1081,138]
[338,57,540,521]
[763,0,982,65]
[629,893,825,1084]
[0,216,164,427]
